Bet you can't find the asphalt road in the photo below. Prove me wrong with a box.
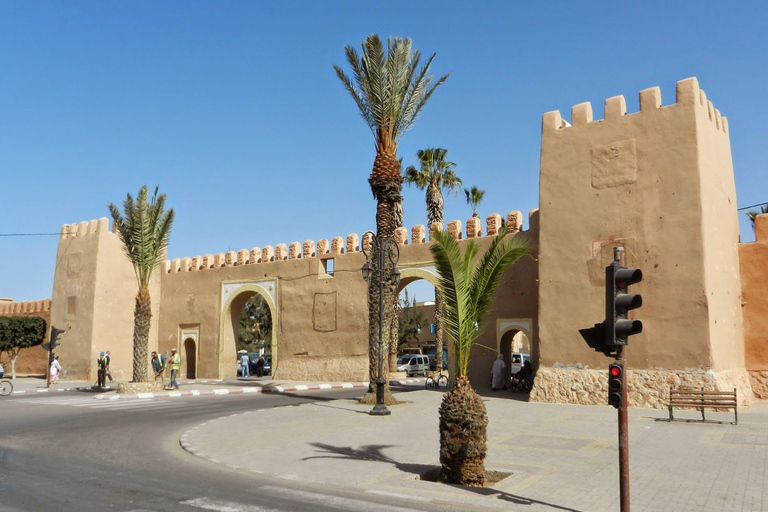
[0,386,456,512]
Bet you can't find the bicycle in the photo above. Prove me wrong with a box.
[425,370,449,390]
[0,379,13,396]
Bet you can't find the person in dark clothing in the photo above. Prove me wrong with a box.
[96,352,108,388]
[254,356,265,377]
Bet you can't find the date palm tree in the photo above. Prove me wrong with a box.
[335,35,449,403]
[430,226,533,486]
[464,186,485,217]
[405,148,462,371]
[109,185,174,382]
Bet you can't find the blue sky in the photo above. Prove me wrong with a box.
[1,1,766,302]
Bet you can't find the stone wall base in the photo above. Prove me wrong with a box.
[117,381,165,394]
[530,366,755,409]
[748,370,768,399]
[275,355,368,382]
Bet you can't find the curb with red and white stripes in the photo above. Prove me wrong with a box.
[93,382,371,400]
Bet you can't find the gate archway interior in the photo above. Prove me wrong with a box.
[220,280,277,379]
[498,320,533,384]
[184,337,197,379]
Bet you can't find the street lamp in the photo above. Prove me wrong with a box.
[361,231,400,416]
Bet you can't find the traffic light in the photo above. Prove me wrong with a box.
[605,262,643,346]
[45,325,68,351]
[608,362,623,408]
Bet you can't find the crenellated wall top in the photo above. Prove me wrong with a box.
[163,210,533,273]
[0,298,52,316]
[59,217,111,239]
[542,77,728,135]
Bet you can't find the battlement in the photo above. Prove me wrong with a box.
[164,210,532,273]
[59,217,111,239]
[542,77,728,135]
[0,298,51,316]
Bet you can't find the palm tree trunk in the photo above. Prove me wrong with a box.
[434,289,444,370]
[438,376,487,486]
[132,286,151,382]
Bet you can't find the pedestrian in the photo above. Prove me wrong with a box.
[96,351,108,388]
[151,351,165,383]
[105,350,113,382]
[240,352,250,378]
[255,355,265,377]
[491,354,506,391]
[49,356,62,385]
[169,348,181,390]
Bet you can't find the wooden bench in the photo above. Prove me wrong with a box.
[668,387,737,425]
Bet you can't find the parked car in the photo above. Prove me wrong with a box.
[397,354,430,377]
[428,355,448,371]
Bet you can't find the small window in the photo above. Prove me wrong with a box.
[321,258,334,276]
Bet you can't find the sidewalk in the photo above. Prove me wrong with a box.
[182,388,768,512]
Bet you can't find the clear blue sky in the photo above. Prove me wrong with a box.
[1,1,766,302]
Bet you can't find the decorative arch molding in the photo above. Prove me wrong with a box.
[218,279,279,378]
[496,318,533,352]
[398,265,440,288]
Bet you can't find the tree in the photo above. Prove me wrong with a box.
[397,290,426,352]
[109,185,174,382]
[430,226,533,486]
[405,147,462,371]
[464,186,485,217]
[335,35,449,404]
[0,316,46,379]
[746,205,768,230]
[238,294,272,351]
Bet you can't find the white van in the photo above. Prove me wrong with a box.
[510,353,531,374]
[397,354,430,377]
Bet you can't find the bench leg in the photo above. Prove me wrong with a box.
[669,405,674,422]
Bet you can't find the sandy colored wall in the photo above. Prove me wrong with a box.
[0,299,51,376]
[49,218,146,381]
[156,211,538,384]
[539,78,743,374]
[740,214,768,396]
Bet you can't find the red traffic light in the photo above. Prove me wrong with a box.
[609,365,622,377]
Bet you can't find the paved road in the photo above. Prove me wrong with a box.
[0,386,461,512]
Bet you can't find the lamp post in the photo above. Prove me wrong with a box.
[362,232,400,416]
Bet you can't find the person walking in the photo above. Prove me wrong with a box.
[491,354,506,391]
[49,356,62,385]
[96,352,108,388]
[240,352,250,378]
[151,351,165,384]
[169,348,181,390]
[255,355,265,377]
[105,350,113,382]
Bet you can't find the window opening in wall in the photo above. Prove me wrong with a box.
[322,258,334,276]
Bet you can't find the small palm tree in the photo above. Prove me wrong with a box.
[335,35,449,403]
[746,205,768,230]
[405,147,462,371]
[430,226,533,486]
[464,186,485,217]
[109,185,174,382]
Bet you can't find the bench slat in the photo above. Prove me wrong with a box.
[667,387,738,425]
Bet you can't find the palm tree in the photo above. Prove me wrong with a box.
[430,226,533,486]
[405,147,462,371]
[464,186,485,217]
[109,185,174,382]
[747,205,768,230]
[335,35,449,403]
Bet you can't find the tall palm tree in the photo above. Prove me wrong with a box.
[335,35,449,403]
[405,147,462,371]
[109,185,174,382]
[747,205,768,230]
[464,186,486,217]
[430,226,533,486]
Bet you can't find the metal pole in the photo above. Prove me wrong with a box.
[616,247,630,512]
[370,236,390,416]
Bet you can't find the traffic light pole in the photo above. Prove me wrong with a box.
[616,248,630,512]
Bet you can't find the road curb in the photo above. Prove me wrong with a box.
[92,381,370,400]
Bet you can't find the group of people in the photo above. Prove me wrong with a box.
[151,348,181,389]
[491,354,535,392]
[239,352,267,378]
